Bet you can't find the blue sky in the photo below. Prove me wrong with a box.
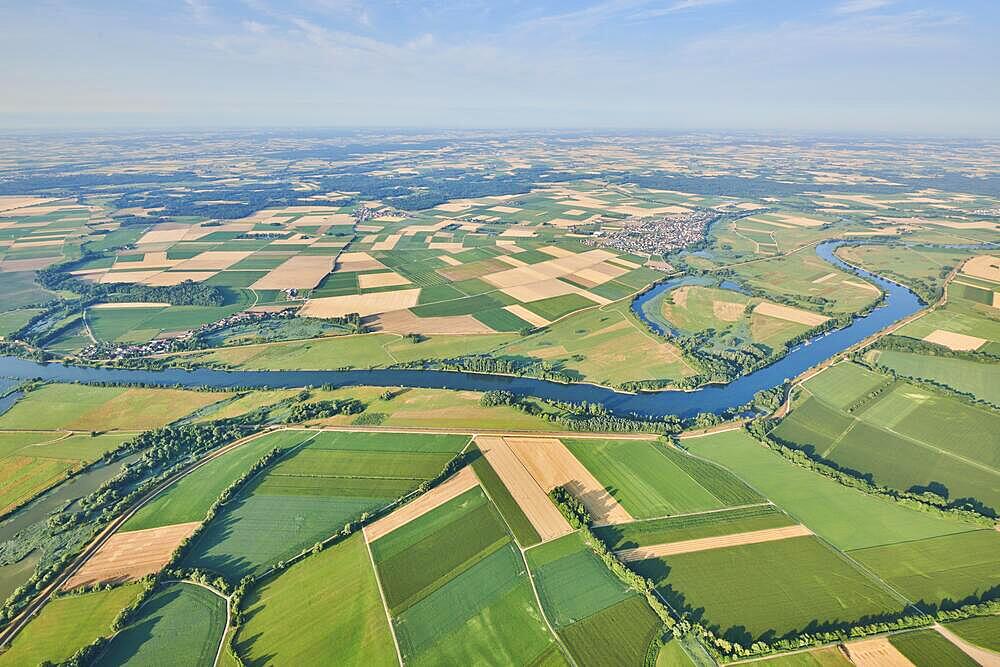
[2,0,997,133]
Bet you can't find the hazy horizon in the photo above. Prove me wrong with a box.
[3,0,998,134]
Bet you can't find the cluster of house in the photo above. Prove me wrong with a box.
[583,209,717,257]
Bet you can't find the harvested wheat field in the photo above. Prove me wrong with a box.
[771,213,827,227]
[504,304,550,328]
[143,271,217,286]
[812,272,838,284]
[334,252,386,272]
[712,300,745,322]
[174,250,252,270]
[0,196,55,212]
[251,256,334,290]
[358,271,410,289]
[962,255,1000,283]
[136,226,191,246]
[753,301,829,326]
[474,437,573,541]
[363,466,479,542]
[615,525,814,562]
[503,436,633,526]
[63,522,201,590]
[844,637,913,667]
[923,329,986,351]
[114,252,178,269]
[437,254,462,266]
[371,234,401,251]
[367,308,494,334]
[300,288,421,318]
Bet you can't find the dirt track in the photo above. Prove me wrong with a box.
[615,524,813,562]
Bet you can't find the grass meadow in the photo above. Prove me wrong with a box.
[944,615,1000,652]
[0,583,141,666]
[564,438,761,520]
[235,533,397,666]
[181,431,461,579]
[776,363,1000,512]
[888,630,978,667]
[594,505,792,551]
[100,583,226,667]
[631,536,904,643]
[684,430,977,551]
[848,530,1000,608]
[874,350,1000,405]
[122,429,317,531]
[0,384,228,431]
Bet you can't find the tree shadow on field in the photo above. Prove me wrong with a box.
[100,586,183,662]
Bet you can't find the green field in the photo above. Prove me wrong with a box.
[306,430,469,453]
[631,536,904,643]
[748,646,851,666]
[376,492,509,613]
[874,350,1000,405]
[496,301,695,387]
[775,363,1000,512]
[373,487,563,666]
[183,331,514,371]
[0,384,228,431]
[944,615,1000,652]
[889,629,978,667]
[525,532,666,666]
[656,639,698,667]
[798,362,888,410]
[559,596,663,667]
[594,505,792,551]
[181,431,462,579]
[563,438,760,518]
[526,531,633,627]
[122,429,317,531]
[730,247,879,314]
[848,530,1000,608]
[100,583,226,666]
[0,584,141,666]
[897,289,1000,350]
[235,533,397,666]
[685,430,979,550]
[469,446,541,547]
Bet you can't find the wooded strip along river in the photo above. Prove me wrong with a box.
[0,241,923,419]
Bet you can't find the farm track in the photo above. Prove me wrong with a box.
[0,426,281,648]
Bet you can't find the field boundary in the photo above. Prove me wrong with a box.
[363,536,404,667]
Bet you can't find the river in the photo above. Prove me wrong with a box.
[0,241,923,420]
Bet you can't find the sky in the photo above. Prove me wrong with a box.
[1,0,998,134]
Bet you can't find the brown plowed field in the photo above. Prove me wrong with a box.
[62,521,201,590]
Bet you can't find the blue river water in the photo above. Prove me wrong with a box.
[0,241,923,419]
